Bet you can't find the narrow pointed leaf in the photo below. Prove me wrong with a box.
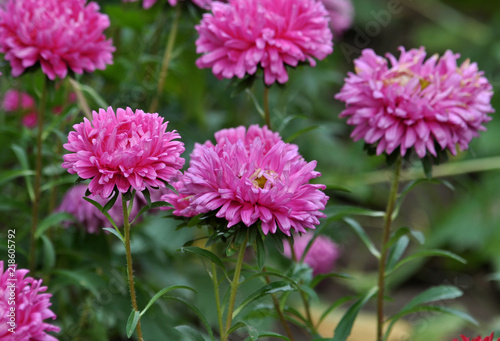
[332,287,378,341]
[140,285,196,317]
[164,296,215,341]
[35,212,74,238]
[387,249,466,276]
[385,236,410,272]
[343,217,380,259]
[126,310,141,338]
[102,227,125,244]
[180,246,227,274]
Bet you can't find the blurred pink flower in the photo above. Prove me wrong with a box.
[21,112,37,128]
[283,233,340,275]
[0,0,115,79]
[2,89,35,111]
[335,47,494,158]
[62,107,185,198]
[56,184,147,233]
[321,0,354,38]
[162,125,328,236]
[195,0,333,85]
[0,261,60,340]
[453,333,500,341]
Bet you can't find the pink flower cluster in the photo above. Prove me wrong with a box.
[335,47,494,158]
[453,333,500,341]
[195,0,333,85]
[0,0,115,80]
[56,184,148,234]
[2,89,38,128]
[62,107,185,198]
[283,233,340,275]
[163,125,328,236]
[0,261,60,340]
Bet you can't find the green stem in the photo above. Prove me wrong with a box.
[123,196,144,341]
[263,86,271,129]
[211,260,224,340]
[222,232,248,341]
[289,240,316,335]
[376,157,402,341]
[149,5,181,113]
[263,267,296,341]
[29,77,48,272]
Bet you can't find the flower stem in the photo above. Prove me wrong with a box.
[29,76,48,272]
[263,267,296,341]
[222,232,248,341]
[149,5,181,113]
[211,260,224,340]
[376,156,402,341]
[289,240,316,335]
[123,196,144,341]
[263,86,271,129]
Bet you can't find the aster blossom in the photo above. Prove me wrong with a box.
[453,333,500,341]
[62,107,185,198]
[195,0,333,85]
[56,184,148,233]
[162,125,328,236]
[335,47,494,158]
[321,0,354,38]
[2,90,35,112]
[0,261,60,340]
[283,233,340,275]
[0,0,115,80]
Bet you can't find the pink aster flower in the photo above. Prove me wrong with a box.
[56,184,148,233]
[335,47,494,158]
[321,0,354,38]
[195,0,333,85]
[2,89,35,111]
[21,111,37,128]
[0,261,60,340]
[453,333,500,341]
[62,107,185,198]
[162,125,328,236]
[283,233,340,275]
[0,0,115,80]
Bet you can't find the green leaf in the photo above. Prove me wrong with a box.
[53,269,100,296]
[400,285,463,311]
[164,297,215,341]
[187,213,204,227]
[342,217,381,259]
[11,144,34,202]
[228,321,258,340]
[232,281,296,319]
[180,246,227,274]
[332,287,378,341]
[311,272,354,289]
[140,285,196,317]
[0,169,35,186]
[385,236,410,273]
[83,197,119,230]
[384,305,478,339]
[250,332,290,341]
[130,201,172,225]
[174,325,207,341]
[142,187,151,205]
[40,176,79,192]
[285,125,319,143]
[487,273,500,282]
[317,296,356,328]
[383,227,425,252]
[387,249,466,276]
[103,189,119,212]
[35,212,74,238]
[126,310,141,338]
[325,206,385,222]
[40,234,56,271]
[255,232,266,271]
[102,227,125,244]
